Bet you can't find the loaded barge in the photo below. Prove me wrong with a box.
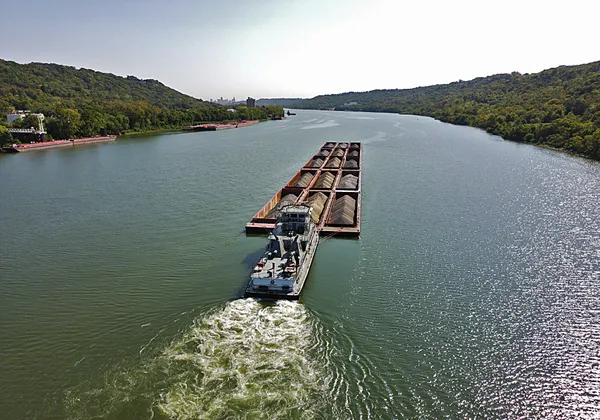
[245,142,362,238]
[1,136,117,153]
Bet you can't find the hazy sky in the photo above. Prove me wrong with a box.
[1,0,598,100]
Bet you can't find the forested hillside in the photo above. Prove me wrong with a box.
[297,61,600,160]
[0,59,283,143]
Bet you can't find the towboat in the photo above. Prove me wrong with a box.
[245,205,319,299]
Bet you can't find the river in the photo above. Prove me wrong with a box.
[1,110,599,419]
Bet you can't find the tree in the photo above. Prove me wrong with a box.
[0,125,13,146]
[45,108,82,139]
[80,109,107,137]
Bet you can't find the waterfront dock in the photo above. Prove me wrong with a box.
[246,142,362,237]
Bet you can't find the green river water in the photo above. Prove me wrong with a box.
[1,110,599,419]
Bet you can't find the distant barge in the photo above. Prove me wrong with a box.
[246,142,362,237]
[1,136,117,153]
[182,120,260,132]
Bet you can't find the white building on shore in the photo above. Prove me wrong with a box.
[7,111,27,124]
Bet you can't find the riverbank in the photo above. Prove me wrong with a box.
[427,114,600,163]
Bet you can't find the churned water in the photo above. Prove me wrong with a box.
[60,299,336,419]
[1,110,599,419]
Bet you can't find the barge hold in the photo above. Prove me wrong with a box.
[245,142,362,237]
[245,205,319,300]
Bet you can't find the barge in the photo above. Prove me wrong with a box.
[182,120,259,132]
[1,136,116,153]
[245,205,319,299]
[245,142,362,237]
[72,136,117,146]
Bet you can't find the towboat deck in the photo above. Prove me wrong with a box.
[245,205,320,300]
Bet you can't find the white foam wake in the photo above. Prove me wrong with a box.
[157,298,330,419]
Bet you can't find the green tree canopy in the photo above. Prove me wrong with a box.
[0,125,13,146]
[0,59,284,140]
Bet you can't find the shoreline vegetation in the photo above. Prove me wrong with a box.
[3,58,599,162]
[294,61,600,162]
[0,59,283,147]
